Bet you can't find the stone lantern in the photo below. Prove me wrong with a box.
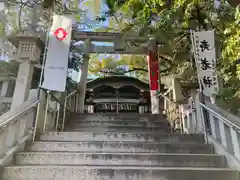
[9,32,44,62]
[9,31,44,109]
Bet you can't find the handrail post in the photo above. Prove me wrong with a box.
[76,94,79,113]
[32,102,41,143]
[72,93,76,112]
[200,105,208,143]
[73,95,76,112]
[62,98,67,131]
[55,102,60,132]
[69,96,72,111]
[43,91,50,133]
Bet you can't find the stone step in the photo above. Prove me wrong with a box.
[72,115,147,121]
[69,120,169,126]
[65,126,169,132]
[40,132,205,143]
[72,116,145,121]
[15,152,226,168]
[67,124,169,128]
[72,114,165,121]
[29,141,214,154]
[92,113,165,118]
[3,166,238,180]
[113,116,154,121]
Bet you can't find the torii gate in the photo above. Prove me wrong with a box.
[72,31,161,114]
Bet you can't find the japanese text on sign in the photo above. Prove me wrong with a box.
[192,30,219,97]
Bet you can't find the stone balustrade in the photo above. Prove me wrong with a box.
[202,103,240,167]
[179,93,240,169]
[0,88,78,167]
[0,97,39,165]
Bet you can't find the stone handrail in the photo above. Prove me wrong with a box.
[160,90,240,168]
[0,97,39,165]
[200,103,240,163]
[33,89,78,138]
[181,94,240,168]
[61,90,78,131]
[204,103,240,131]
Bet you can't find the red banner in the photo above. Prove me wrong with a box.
[148,50,159,91]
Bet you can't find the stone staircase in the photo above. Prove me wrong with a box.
[2,113,240,180]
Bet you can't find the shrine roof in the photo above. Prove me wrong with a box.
[86,75,149,90]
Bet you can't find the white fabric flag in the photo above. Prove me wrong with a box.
[191,30,219,97]
[42,15,73,92]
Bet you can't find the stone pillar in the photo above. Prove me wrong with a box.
[194,92,204,133]
[139,105,144,114]
[144,105,148,113]
[172,77,185,102]
[78,39,91,113]
[9,33,43,110]
[11,61,34,109]
[147,37,159,114]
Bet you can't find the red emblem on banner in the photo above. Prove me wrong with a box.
[54,28,68,41]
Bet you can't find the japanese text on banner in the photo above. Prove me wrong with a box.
[192,30,219,97]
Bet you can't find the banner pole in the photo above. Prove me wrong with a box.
[37,10,53,99]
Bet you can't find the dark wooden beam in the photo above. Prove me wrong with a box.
[72,30,148,43]
[228,0,240,6]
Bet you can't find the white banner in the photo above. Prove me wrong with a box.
[191,30,219,97]
[41,15,73,92]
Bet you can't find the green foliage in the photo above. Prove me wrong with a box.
[215,5,240,113]
[2,0,239,111]
[221,6,240,78]
[68,47,84,72]
[0,61,19,77]
[88,54,149,80]
[0,8,5,37]
[42,0,54,9]
[0,21,4,37]
[1,0,102,91]
[88,55,119,76]
[102,0,240,111]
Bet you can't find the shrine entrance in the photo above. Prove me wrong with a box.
[73,31,162,114]
[84,76,154,113]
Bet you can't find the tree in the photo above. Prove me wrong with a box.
[216,5,240,113]
[0,0,106,88]
[99,0,196,79]
[0,61,19,77]
[101,0,240,112]
[88,55,119,76]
